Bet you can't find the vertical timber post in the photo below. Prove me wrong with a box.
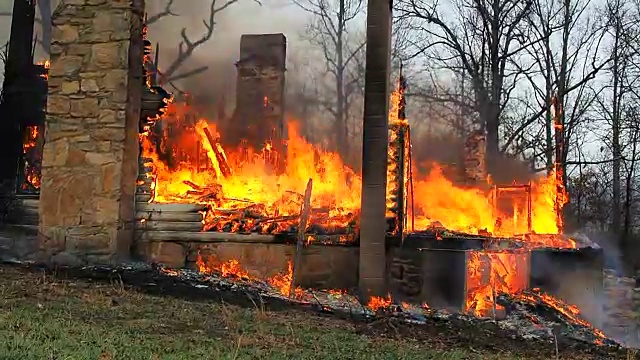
[359,0,393,300]
[0,0,37,191]
[552,95,565,233]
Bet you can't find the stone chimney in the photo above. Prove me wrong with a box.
[463,129,487,184]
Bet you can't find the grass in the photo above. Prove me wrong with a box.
[0,265,632,360]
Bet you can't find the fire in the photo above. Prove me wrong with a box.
[140,81,580,322]
[140,102,361,234]
[36,60,50,80]
[21,125,42,190]
[196,254,303,297]
[141,92,570,248]
[411,166,571,242]
[515,289,607,342]
[465,250,529,317]
[367,294,392,311]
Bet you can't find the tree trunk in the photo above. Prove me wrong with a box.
[336,65,346,156]
[611,18,622,236]
[359,0,392,300]
[335,0,347,158]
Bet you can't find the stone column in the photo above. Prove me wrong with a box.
[38,0,144,264]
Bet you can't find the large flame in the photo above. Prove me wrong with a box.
[140,92,570,245]
[141,103,361,233]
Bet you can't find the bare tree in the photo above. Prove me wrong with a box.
[1,0,55,55]
[147,0,260,85]
[396,0,537,174]
[593,0,639,235]
[5,0,253,83]
[294,0,365,158]
[511,0,607,177]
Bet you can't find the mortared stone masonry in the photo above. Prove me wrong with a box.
[38,0,144,263]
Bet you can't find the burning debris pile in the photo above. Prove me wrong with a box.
[496,289,612,345]
[138,90,571,244]
[130,46,616,351]
[139,114,361,241]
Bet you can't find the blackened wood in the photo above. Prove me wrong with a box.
[202,126,232,178]
[290,178,312,297]
[140,230,278,243]
[0,0,38,191]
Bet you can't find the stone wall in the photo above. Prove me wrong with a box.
[38,0,144,263]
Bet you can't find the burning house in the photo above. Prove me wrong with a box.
[1,0,636,348]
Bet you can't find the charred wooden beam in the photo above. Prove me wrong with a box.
[202,126,232,178]
[0,0,44,192]
[135,211,203,222]
[552,95,565,233]
[140,230,278,243]
[135,220,203,232]
[5,0,35,78]
[136,203,206,213]
[291,178,313,297]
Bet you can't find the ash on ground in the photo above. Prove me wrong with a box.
[157,264,623,349]
[5,258,634,352]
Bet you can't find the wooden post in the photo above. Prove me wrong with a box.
[0,0,37,190]
[202,126,232,178]
[527,182,533,233]
[552,95,565,233]
[290,178,313,297]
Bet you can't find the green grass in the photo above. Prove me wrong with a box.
[0,266,631,360]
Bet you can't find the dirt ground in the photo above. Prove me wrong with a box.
[0,264,637,360]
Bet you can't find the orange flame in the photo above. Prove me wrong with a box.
[465,251,529,317]
[367,294,392,311]
[196,254,303,297]
[515,290,607,343]
[21,125,41,190]
[141,95,571,248]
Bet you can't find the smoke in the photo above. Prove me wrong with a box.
[146,0,310,109]
[408,124,535,186]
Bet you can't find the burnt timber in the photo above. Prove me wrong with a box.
[0,0,47,193]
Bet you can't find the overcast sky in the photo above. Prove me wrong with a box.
[0,0,315,82]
